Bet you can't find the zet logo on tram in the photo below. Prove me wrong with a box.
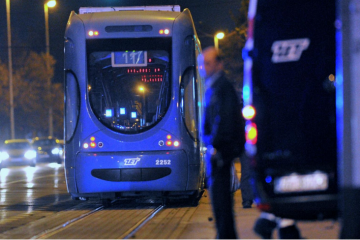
[124,158,140,166]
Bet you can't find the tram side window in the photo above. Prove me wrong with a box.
[65,71,80,141]
[181,68,198,140]
[87,38,171,134]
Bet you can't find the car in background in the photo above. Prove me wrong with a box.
[32,136,63,164]
[0,139,37,168]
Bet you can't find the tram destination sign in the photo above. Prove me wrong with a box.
[112,50,148,67]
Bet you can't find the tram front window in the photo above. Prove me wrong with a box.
[87,38,171,134]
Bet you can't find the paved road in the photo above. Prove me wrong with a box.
[0,162,341,239]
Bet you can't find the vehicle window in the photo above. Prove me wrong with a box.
[87,38,171,134]
[33,139,56,146]
[4,142,31,150]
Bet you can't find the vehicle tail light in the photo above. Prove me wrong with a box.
[245,122,258,144]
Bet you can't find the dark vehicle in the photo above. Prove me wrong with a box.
[243,0,337,220]
[0,139,37,168]
[32,137,63,164]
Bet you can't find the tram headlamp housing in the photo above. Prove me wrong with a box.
[24,150,37,160]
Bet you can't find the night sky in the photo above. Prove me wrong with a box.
[0,0,242,84]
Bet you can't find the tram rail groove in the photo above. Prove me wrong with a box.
[29,202,164,239]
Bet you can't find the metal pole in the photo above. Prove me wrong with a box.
[214,35,218,50]
[44,3,53,137]
[6,0,15,139]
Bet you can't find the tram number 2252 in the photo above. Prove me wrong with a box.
[156,159,171,165]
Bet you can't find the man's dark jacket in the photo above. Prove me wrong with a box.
[203,72,245,163]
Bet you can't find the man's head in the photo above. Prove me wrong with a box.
[202,46,223,79]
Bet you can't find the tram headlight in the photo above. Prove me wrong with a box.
[88,30,99,37]
[24,150,37,160]
[161,135,180,147]
[159,29,170,35]
[0,151,9,161]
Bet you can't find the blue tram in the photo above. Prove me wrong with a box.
[64,5,205,204]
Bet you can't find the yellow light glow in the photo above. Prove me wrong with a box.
[139,86,145,92]
[242,105,256,120]
[216,32,225,39]
[46,0,56,8]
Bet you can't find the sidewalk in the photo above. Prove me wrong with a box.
[178,162,340,239]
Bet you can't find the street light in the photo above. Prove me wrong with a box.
[44,0,56,137]
[214,32,225,50]
[6,0,15,139]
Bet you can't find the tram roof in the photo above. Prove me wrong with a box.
[79,5,181,14]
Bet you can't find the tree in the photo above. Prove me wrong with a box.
[0,61,11,139]
[52,82,64,139]
[0,61,9,117]
[16,51,57,137]
[220,0,249,92]
[0,51,60,140]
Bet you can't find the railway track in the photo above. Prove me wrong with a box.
[28,200,165,239]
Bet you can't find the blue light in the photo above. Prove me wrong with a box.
[120,108,126,115]
[105,109,113,117]
[131,112,137,118]
[335,18,344,174]
[243,85,250,102]
[265,176,272,183]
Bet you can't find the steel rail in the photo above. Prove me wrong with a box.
[29,202,164,239]
[30,204,104,239]
[120,204,165,239]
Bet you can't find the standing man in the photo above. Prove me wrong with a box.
[199,46,245,239]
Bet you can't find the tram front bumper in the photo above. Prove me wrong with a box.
[74,150,196,194]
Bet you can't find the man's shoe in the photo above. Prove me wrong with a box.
[242,200,253,208]
[278,224,301,239]
[253,218,277,239]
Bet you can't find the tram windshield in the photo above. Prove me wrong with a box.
[87,38,171,133]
